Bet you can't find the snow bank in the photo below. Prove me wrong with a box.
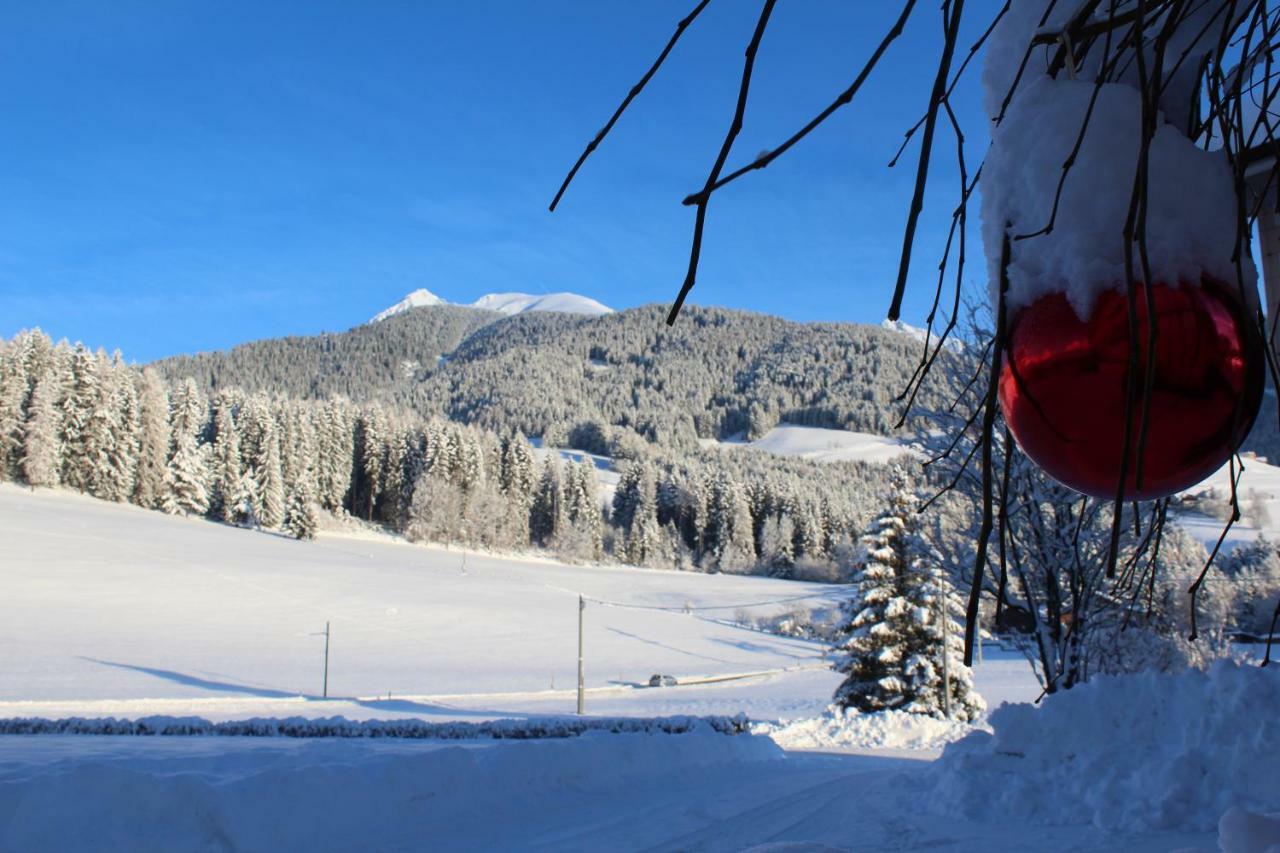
[933,661,1280,833]
[0,726,783,852]
[756,707,983,752]
[0,713,750,739]
[1219,807,1280,853]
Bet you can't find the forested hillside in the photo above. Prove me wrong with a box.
[155,304,952,453]
[0,329,906,580]
[155,305,497,402]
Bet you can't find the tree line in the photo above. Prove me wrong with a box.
[1,328,900,577]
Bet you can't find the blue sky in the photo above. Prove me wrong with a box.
[0,1,998,361]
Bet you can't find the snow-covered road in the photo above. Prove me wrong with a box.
[0,730,1213,853]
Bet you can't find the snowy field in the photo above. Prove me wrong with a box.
[1177,453,1280,552]
[700,423,918,465]
[701,422,1280,555]
[0,483,1270,852]
[0,482,1031,723]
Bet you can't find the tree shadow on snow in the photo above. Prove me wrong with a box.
[604,628,736,665]
[705,637,818,661]
[79,658,519,718]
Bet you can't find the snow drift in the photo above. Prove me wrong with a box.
[0,726,783,852]
[757,706,981,752]
[932,660,1280,834]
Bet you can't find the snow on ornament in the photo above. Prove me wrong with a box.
[980,8,1266,500]
[1000,278,1264,500]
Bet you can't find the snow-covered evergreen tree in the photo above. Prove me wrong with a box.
[240,395,284,528]
[93,355,139,503]
[498,432,536,545]
[162,378,210,516]
[133,368,170,509]
[703,470,756,572]
[283,473,320,540]
[561,458,603,560]
[209,392,243,522]
[317,398,354,513]
[355,406,385,520]
[0,342,28,480]
[832,472,983,720]
[59,344,98,491]
[21,363,63,488]
[530,456,563,547]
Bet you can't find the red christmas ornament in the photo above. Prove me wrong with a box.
[999,279,1265,500]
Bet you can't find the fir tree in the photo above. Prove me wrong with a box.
[95,356,139,503]
[283,474,320,540]
[133,368,171,509]
[530,456,563,547]
[832,473,983,720]
[0,344,28,479]
[59,344,98,491]
[21,366,62,488]
[163,378,210,516]
[209,393,243,522]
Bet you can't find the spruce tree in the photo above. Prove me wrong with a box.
[832,472,984,720]
[21,366,62,488]
[59,344,98,491]
[530,456,563,546]
[0,344,28,480]
[95,356,139,503]
[283,474,320,540]
[163,379,210,516]
[209,393,243,522]
[133,368,171,509]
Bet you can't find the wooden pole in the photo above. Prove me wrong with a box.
[577,596,585,715]
[323,621,330,699]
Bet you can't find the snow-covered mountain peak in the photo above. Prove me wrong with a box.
[371,289,613,323]
[469,292,613,317]
[370,289,446,322]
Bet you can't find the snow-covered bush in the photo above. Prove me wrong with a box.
[1220,538,1280,637]
[1093,526,1233,676]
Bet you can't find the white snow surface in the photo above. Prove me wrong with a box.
[469,291,613,317]
[933,660,1280,835]
[0,484,1258,852]
[1175,454,1280,551]
[369,287,446,322]
[758,706,982,753]
[982,5,1257,320]
[370,288,613,322]
[0,483,849,722]
[0,726,1215,853]
[704,424,918,466]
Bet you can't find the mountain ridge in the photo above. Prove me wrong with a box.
[370,288,613,323]
[154,302,954,454]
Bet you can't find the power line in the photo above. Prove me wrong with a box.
[543,583,840,613]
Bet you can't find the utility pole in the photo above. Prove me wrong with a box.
[577,596,585,716]
[938,567,951,720]
[323,621,331,699]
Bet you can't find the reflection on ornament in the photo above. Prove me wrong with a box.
[999,279,1265,500]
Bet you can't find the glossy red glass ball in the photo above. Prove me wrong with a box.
[998,280,1265,500]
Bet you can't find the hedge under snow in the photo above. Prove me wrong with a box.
[0,713,751,740]
[932,660,1280,834]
